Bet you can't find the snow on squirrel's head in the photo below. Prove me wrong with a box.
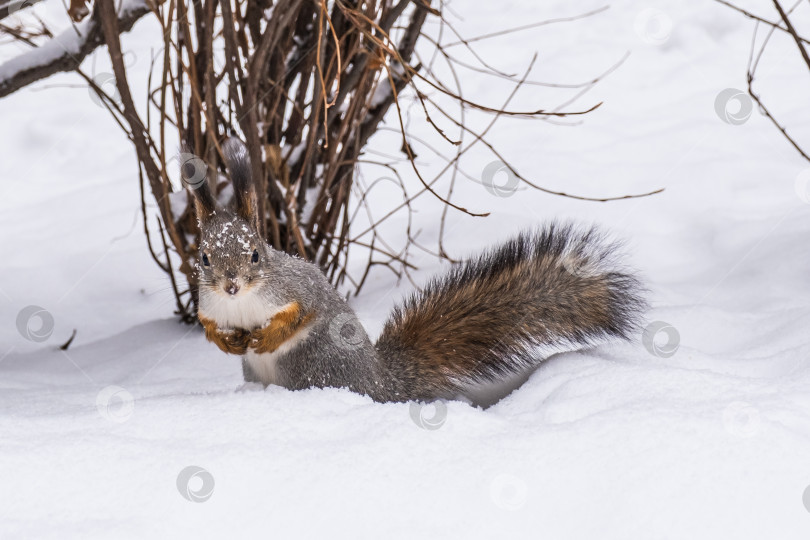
[182,138,271,300]
[196,211,272,299]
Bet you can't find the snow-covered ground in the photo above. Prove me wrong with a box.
[3,0,810,537]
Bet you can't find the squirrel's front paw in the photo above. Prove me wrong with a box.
[199,316,250,355]
[222,328,251,355]
[209,327,251,355]
[250,333,272,355]
[248,302,312,355]
[249,326,283,355]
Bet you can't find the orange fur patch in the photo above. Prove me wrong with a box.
[251,302,315,355]
[199,315,251,355]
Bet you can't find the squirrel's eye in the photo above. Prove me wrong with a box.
[251,249,259,264]
[202,253,210,267]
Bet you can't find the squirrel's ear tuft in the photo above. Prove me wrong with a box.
[222,137,260,232]
[192,192,217,224]
[179,146,217,223]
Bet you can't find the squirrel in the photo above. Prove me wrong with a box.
[184,137,646,403]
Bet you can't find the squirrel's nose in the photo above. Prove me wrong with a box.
[224,281,240,296]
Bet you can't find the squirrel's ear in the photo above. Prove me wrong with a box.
[222,137,260,232]
[179,147,217,223]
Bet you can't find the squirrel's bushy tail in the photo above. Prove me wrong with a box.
[374,223,646,401]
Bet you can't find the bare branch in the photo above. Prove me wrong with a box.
[0,0,151,98]
[712,0,810,45]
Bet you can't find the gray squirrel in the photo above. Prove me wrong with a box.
[186,137,645,403]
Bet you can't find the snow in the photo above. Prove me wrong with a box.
[0,15,90,84]
[369,77,392,108]
[2,0,810,538]
[167,189,189,222]
[0,0,148,87]
[300,185,321,226]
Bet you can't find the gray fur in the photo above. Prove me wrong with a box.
[188,138,646,403]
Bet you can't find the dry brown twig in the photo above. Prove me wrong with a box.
[715,0,810,162]
[0,0,662,319]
